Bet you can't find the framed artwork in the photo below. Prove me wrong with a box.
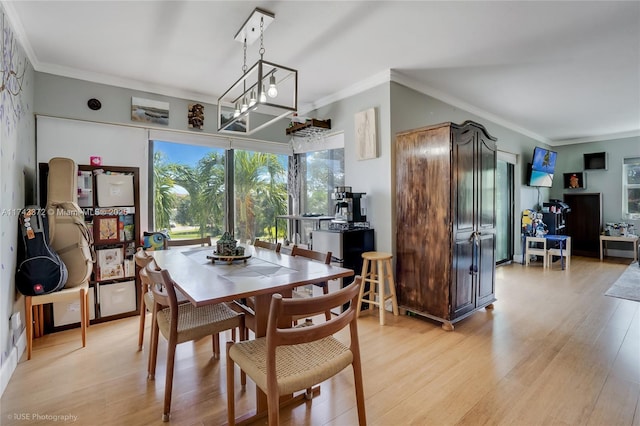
[219,106,248,133]
[94,215,120,243]
[355,107,377,160]
[131,97,169,125]
[188,103,204,129]
[563,172,586,189]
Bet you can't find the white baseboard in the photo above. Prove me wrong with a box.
[605,249,635,259]
[1,329,26,398]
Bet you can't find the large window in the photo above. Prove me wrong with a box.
[152,142,226,239]
[299,148,345,215]
[281,148,344,245]
[233,149,288,244]
[151,133,343,246]
[152,141,288,244]
[623,157,640,219]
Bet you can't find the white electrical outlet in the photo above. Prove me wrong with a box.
[9,312,21,332]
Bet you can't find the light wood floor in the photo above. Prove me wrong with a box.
[2,256,639,425]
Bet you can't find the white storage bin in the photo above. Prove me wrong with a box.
[53,288,96,327]
[99,280,137,317]
[96,174,134,207]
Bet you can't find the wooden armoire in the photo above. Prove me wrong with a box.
[395,121,497,331]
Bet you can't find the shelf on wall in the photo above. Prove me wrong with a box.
[286,119,331,138]
[584,152,607,170]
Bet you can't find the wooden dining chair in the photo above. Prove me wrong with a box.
[165,235,212,248]
[253,238,281,253]
[145,264,245,422]
[134,248,155,351]
[226,278,366,426]
[25,282,89,360]
[135,248,191,351]
[291,245,333,321]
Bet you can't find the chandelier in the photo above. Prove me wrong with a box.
[218,8,298,134]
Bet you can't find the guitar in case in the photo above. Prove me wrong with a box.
[16,206,68,296]
[47,157,95,287]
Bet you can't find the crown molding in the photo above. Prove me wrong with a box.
[551,129,640,146]
[1,1,38,67]
[39,62,220,105]
[2,2,220,105]
[389,70,552,145]
[298,69,392,115]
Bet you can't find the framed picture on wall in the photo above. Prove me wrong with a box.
[355,107,377,160]
[563,172,586,189]
[94,215,120,243]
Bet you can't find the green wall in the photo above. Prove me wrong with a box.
[552,136,640,229]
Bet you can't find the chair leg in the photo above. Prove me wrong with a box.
[148,309,160,379]
[80,288,87,348]
[322,284,331,321]
[352,357,367,426]
[226,342,236,426]
[85,290,90,327]
[162,339,177,422]
[356,260,368,318]
[267,386,280,426]
[26,297,33,360]
[238,318,246,387]
[370,260,378,318]
[376,260,386,326]
[138,298,147,351]
[385,259,399,316]
[212,333,220,359]
[37,305,44,337]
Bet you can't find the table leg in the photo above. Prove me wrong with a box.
[600,237,604,261]
[560,241,564,270]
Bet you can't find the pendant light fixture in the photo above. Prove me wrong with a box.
[218,8,298,134]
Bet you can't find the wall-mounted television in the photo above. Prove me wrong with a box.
[528,146,557,187]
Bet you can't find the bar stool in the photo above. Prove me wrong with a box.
[357,252,399,325]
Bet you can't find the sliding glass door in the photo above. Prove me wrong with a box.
[495,159,514,264]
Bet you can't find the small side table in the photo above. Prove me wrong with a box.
[545,234,570,270]
[599,235,639,262]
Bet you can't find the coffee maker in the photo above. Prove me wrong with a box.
[332,186,367,223]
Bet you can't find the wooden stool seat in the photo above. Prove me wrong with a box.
[357,252,399,325]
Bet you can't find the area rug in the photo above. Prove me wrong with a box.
[605,263,640,302]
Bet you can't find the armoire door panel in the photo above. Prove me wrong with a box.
[452,239,475,318]
[454,130,475,234]
[477,233,496,306]
[479,135,497,230]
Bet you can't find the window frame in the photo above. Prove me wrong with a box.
[622,156,640,220]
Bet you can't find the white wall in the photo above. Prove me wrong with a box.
[0,3,35,395]
[305,83,393,252]
[35,72,290,144]
[36,117,150,233]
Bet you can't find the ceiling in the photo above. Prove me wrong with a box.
[4,1,639,145]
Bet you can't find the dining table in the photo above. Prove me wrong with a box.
[150,244,355,423]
